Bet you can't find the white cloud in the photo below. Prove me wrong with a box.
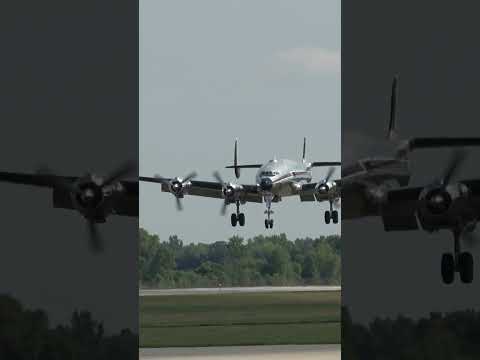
[276,47,340,74]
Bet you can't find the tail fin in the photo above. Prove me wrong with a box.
[234,138,240,179]
[302,137,306,162]
[387,75,399,141]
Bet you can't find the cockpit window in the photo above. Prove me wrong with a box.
[261,171,279,176]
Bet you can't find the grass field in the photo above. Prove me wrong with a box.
[140,291,340,347]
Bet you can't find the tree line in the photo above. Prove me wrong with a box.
[342,306,480,360]
[0,294,137,360]
[139,227,341,288]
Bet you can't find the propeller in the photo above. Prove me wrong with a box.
[213,171,233,216]
[36,161,137,253]
[317,167,336,194]
[154,171,197,211]
[424,149,467,215]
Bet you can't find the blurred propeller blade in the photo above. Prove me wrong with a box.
[36,165,76,193]
[182,171,197,183]
[103,160,137,187]
[87,220,103,253]
[220,201,228,216]
[213,171,224,185]
[325,167,335,182]
[175,196,183,211]
[442,149,467,185]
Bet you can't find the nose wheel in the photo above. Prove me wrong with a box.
[230,201,245,227]
[324,201,339,224]
[265,218,274,229]
[264,195,274,229]
[441,228,474,284]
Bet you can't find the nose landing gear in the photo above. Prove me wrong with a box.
[264,194,274,229]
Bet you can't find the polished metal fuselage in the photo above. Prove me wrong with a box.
[255,158,312,198]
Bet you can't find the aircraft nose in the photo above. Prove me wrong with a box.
[260,177,273,191]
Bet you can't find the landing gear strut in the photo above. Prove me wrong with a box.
[264,194,274,229]
[230,201,245,227]
[324,201,338,224]
[441,227,474,284]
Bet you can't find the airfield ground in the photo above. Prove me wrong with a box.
[140,290,340,347]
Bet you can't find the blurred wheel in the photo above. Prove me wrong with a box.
[441,253,455,284]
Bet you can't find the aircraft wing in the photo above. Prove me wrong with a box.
[0,171,77,188]
[0,171,139,217]
[140,177,263,203]
[298,179,342,202]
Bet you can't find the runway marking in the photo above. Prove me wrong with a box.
[139,344,340,360]
[140,286,341,296]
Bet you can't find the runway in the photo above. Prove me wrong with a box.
[140,285,341,296]
[139,344,340,359]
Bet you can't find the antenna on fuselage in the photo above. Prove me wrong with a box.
[302,137,306,163]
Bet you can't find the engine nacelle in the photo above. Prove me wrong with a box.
[222,183,243,201]
[315,181,339,201]
[71,174,105,212]
[168,177,192,198]
[417,182,474,232]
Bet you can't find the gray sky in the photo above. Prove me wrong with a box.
[140,0,340,243]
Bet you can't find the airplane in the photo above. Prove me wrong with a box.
[339,75,480,283]
[140,139,340,229]
[381,148,480,284]
[340,75,480,220]
[0,161,138,251]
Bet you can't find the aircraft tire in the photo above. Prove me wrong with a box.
[238,213,245,226]
[459,252,474,284]
[332,210,338,224]
[269,219,274,228]
[324,211,331,224]
[231,213,238,227]
[265,219,269,229]
[441,253,455,284]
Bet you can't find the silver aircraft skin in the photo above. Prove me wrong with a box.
[140,139,341,229]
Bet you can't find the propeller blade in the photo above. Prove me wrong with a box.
[175,196,183,211]
[35,166,77,193]
[182,171,197,183]
[325,167,335,182]
[213,171,224,185]
[87,220,103,253]
[462,227,478,249]
[442,149,467,185]
[220,201,228,216]
[103,160,137,187]
[333,198,341,210]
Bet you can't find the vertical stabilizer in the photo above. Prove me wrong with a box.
[302,137,307,162]
[387,75,399,141]
[234,138,240,179]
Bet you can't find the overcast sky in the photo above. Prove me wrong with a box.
[140,0,340,243]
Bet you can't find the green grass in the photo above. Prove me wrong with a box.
[140,291,340,347]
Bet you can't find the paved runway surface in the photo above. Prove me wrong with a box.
[139,344,340,359]
[140,286,341,296]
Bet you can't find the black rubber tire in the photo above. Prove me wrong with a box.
[441,253,455,284]
[332,210,338,224]
[324,211,331,224]
[269,219,274,228]
[238,213,245,226]
[459,252,474,284]
[231,213,237,227]
[265,219,269,229]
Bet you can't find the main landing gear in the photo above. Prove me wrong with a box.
[324,201,338,224]
[441,227,474,284]
[230,200,245,227]
[264,194,274,229]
